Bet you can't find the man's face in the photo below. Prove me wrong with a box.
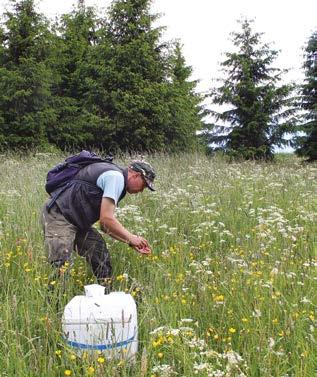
[127,170,147,194]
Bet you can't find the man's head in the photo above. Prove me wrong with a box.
[127,160,156,194]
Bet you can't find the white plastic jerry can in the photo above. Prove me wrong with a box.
[62,284,138,360]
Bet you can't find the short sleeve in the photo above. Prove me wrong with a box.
[96,170,124,205]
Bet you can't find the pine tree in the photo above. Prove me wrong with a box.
[295,30,317,161]
[0,0,55,149]
[205,19,297,160]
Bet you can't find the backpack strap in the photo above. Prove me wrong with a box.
[46,183,71,212]
[46,179,99,212]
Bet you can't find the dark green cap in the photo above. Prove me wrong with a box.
[130,160,156,191]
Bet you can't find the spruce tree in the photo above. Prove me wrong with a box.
[48,1,103,148]
[105,0,168,150]
[0,0,55,149]
[295,30,317,161]
[165,42,203,150]
[206,19,297,160]
[105,0,203,151]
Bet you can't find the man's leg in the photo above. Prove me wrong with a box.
[41,203,77,309]
[75,228,112,291]
[41,203,77,270]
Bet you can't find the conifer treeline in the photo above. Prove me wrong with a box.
[0,0,203,152]
[0,1,316,160]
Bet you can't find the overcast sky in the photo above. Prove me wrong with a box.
[0,0,316,93]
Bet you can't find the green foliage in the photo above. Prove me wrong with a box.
[205,19,297,160]
[166,43,204,150]
[0,0,55,150]
[104,0,203,151]
[295,30,317,161]
[0,0,203,152]
[46,3,105,149]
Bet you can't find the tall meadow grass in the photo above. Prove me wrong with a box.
[0,152,316,376]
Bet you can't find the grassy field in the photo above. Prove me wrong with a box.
[0,152,316,377]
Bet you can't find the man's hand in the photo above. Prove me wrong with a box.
[135,245,152,254]
[128,235,152,254]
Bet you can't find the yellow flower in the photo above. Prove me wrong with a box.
[272,318,279,325]
[55,350,62,356]
[214,294,224,302]
[97,356,105,364]
[167,336,174,344]
[228,328,236,334]
[87,366,95,375]
[158,352,164,359]
[64,370,72,376]
[69,354,76,361]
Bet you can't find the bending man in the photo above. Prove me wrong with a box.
[41,158,155,289]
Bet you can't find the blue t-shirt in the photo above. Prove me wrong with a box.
[96,170,124,205]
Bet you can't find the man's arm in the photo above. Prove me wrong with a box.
[99,197,151,254]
